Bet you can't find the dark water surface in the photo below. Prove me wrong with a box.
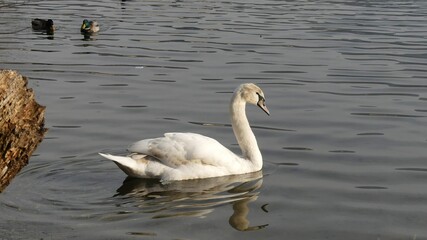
[1,0,427,239]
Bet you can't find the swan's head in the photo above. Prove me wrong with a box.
[238,83,270,116]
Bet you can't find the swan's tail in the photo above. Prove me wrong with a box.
[99,153,147,178]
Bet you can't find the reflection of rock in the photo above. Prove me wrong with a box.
[114,171,268,231]
[0,70,47,192]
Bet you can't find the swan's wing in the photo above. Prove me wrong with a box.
[128,132,237,168]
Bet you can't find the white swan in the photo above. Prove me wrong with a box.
[99,83,269,181]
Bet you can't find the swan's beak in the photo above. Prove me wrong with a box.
[257,101,270,116]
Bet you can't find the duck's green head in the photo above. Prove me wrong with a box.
[81,19,90,31]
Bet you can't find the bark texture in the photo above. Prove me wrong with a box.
[0,70,46,192]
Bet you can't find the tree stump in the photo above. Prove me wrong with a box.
[0,70,47,192]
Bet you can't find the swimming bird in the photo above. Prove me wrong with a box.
[81,19,99,34]
[31,18,55,34]
[99,83,270,182]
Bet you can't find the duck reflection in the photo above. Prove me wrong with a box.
[82,33,97,41]
[114,171,268,231]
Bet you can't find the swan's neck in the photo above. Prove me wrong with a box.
[230,93,262,169]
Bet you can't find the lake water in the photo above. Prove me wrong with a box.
[1,0,427,239]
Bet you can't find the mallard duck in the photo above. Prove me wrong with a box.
[81,19,99,34]
[99,83,270,181]
[31,19,55,33]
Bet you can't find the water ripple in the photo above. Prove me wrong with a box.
[312,91,419,97]
[351,113,424,118]
[188,121,295,132]
[1,0,427,239]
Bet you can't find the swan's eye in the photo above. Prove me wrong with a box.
[256,92,265,102]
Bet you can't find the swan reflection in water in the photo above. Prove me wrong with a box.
[113,171,268,231]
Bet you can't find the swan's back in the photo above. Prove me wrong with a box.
[129,133,240,168]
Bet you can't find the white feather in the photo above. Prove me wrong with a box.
[99,83,269,181]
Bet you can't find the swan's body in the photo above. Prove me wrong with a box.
[99,83,269,181]
[81,19,99,34]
